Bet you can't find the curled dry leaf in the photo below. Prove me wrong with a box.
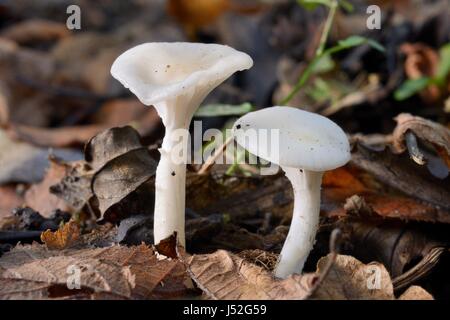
[393,113,450,169]
[183,249,317,300]
[351,142,450,211]
[41,220,80,250]
[50,126,156,222]
[0,243,190,299]
[311,254,433,300]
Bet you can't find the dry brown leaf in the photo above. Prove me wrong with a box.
[41,220,80,250]
[393,113,450,169]
[184,249,317,300]
[0,243,190,299]
[25,158,71,217]
[312,254,433,300]
[398,285,434,300]
[312,254,394,300]
[351,143,450,211]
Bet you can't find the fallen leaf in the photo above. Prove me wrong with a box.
[398,285,434,300]
[183,249,317,300]
[41,220,80,250]
[49,161,94,212]
[25,158,71,217]
[393,113,450,169]
[0,243,190,299]
[351,142,450,211]
[311,254,434,300]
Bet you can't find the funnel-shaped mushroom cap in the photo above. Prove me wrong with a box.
[233,106,351,171]
[111,42,253,106]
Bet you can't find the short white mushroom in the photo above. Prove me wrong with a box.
[111,42,253,246]
[232,106,350,278]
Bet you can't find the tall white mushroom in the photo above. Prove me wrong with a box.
[111,42,253,246]
[232,106,350,278]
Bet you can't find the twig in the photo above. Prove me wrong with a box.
[308,228,342,295]
[198,135,234,175]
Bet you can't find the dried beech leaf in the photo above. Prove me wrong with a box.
[41,220,80,250]
[312,254,394,300]
[398,286,434,300]
[93,148,156,217]
[0,243,190,299]
[184,249,317,300]
[393,113,450,168]
[85,126,144,171]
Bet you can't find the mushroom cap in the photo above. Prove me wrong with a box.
[111,42,253,106]
[233,106,351,171]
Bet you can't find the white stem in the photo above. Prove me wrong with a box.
[274,167,323,279]
[152,91,208,247]
[153,126,187,247]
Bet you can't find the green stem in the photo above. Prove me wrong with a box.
[280,0,338,105]
[316,0,338,56]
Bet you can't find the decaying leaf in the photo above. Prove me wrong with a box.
[351,142,450,211]
[24,157,71,217]
[393,113,450,169]
[183,249,317,300]
[311,254,433,300]
[41,220,80,250]
[398,285,434,300]
[49,161,94,212]
[0,243,190,299]
[50,126,157,222]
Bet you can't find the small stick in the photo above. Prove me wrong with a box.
[198,135,234,175]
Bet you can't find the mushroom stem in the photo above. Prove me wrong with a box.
[153,126,188,247]
[274,167,323,279]
[152,93,206,247]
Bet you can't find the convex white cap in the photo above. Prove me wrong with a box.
[233,106,351,172]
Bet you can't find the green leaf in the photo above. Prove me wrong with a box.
[297,0,333,10]
[194,102,253,117]
[338,0,354,12]
[436,43,450,84]
[394,77,431,101]
[334,36,385,53]
[310,53,335,74]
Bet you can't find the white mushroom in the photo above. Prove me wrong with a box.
[232,106,350,278]
[111,42,253,246]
